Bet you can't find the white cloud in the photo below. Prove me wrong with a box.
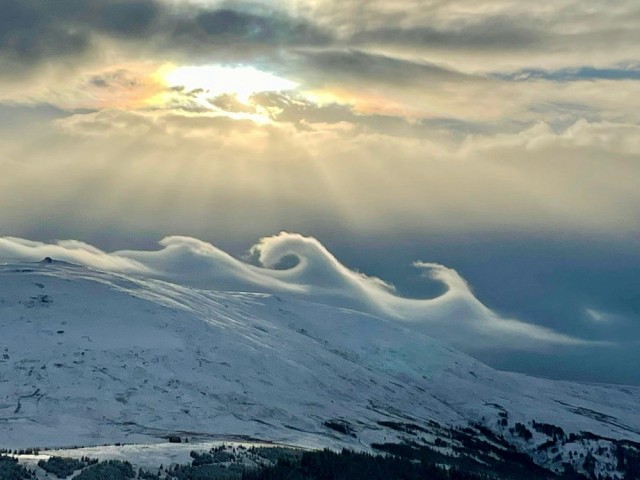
[0,232,597,351]
[0,237,148,273]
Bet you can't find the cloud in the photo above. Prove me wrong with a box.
[584,308,632,327]
[586,308,616,324]
[169,7,332,50]
[495,66,640,82]
[316,0,640,70]
[0,237,148,273]
[350,16,540,51]
[0,0,162,68]
[2,0,640,130]
[0,0,330,75]
[0,0,90,66]
[288,49,472,85]
[3,0,639,81]
[0,232,596,352]
[38,108,640,238]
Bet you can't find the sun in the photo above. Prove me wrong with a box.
[161,64,299,103]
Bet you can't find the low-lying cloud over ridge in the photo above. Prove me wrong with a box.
[0,233,595,352]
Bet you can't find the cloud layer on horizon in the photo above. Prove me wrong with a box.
[2,106,638,241]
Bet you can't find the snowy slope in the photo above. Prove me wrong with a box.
[1,260,639,476]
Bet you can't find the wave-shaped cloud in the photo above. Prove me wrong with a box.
[0,233,594,351]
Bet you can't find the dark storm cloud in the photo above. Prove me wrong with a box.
[350,16,541,51]
[0,0,331,71]
[0,0,91,63]
[287,49,477,86]
[0,0,163,56]
[88,1,161,37]
[169,8,331,49]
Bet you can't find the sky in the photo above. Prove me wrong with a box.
[1,0,639,384]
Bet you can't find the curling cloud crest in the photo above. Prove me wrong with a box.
[0,233,591,351]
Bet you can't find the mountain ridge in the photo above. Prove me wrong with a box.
[1,260,639,478]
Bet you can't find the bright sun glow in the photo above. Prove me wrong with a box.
[163,65,299,102]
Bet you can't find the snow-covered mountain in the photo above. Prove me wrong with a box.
[1,256,639,478]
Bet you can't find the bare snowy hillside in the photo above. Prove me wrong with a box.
[1,259,639,477]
